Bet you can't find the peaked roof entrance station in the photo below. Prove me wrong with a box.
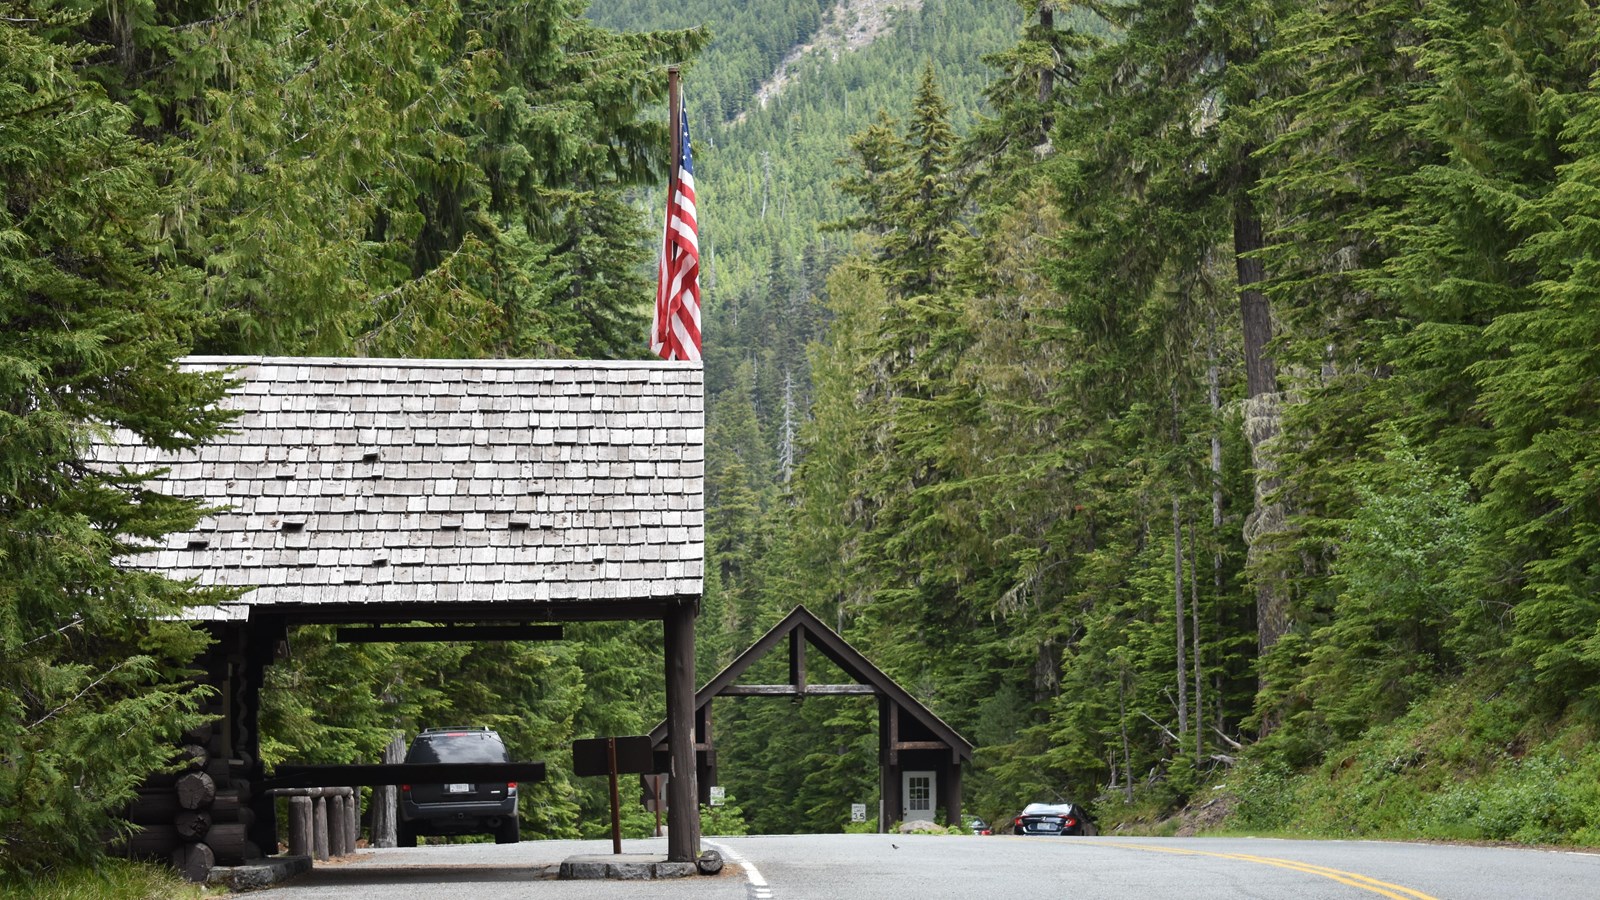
[103,357,706,876]
[649,606,974,830]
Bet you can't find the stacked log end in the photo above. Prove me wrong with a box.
[117,708,258,882]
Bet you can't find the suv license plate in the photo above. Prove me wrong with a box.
[445,783,472,794]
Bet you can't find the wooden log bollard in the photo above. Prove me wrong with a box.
[312,790,330,861]
[270,785,358,860]
[288,795,313,857]
[328,795,347,858]
[345,788,360,853]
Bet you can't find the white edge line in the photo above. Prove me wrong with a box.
[706,840,768,888]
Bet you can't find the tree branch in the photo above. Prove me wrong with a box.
[1211,726,1244,751]
[29,659,134,730]
[1139,710,1180,744]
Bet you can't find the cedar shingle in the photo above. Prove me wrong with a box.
[95,357,703,618]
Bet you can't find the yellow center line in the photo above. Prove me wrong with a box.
[1102,842,1442,900]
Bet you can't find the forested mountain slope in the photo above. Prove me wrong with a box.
[7,0,1600,877]
[593,0,1600,843]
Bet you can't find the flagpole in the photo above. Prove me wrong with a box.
[668,66,681,190]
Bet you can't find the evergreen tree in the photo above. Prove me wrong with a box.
[0,7,233,872]
[56,0,703,360]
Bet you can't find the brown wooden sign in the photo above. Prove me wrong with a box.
[572,736,657,777]
[573,735,658,855]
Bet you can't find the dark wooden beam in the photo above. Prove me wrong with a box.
[256,595,690,627]
[335,624,564,643]
[265,762,547,789]
[720,684,877,696]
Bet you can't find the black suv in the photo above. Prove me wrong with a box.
[398,727,520,845]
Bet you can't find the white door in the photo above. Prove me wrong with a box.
[901,770,936,822]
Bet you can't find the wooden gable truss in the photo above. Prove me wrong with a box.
[650,605,973,830]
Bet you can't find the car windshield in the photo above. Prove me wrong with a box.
[406,732,508,764]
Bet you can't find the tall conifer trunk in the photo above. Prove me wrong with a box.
[1233,188,1289,659]
[1174,495,1188,740]
[1172,385,1187,741]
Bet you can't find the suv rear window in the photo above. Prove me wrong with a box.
[405,731,509,764]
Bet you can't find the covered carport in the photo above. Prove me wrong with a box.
[104,356,705,879]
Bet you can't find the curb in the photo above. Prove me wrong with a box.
[207,855,313,891]
[558,853,699,880]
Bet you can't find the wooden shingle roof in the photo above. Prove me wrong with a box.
[99,357,704,620]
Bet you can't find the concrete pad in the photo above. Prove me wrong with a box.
[558,852,699,880]
[207,855,313,891]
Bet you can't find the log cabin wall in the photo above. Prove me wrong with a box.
[119,622,271,877]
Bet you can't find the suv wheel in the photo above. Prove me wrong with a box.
[495,816,520,845]
[396,822,417,848]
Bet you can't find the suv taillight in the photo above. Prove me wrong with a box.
[1014,816,1024,827]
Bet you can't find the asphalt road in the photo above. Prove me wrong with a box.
[713,833,1600,899]
[234,833,1600,899]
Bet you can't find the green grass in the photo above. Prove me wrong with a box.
[1191,674,1600,847]
[0,860,214,900]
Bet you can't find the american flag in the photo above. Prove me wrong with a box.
[651,99,701,361]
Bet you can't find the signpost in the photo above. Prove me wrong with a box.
[851,803,867,824]
[573,736,658,854]
[642,773,668,836]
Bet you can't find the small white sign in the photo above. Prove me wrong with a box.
[709,785,725,807]
[850,803,867,823]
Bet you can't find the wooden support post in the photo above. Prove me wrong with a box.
[653,774,664,838]
[696,702,716,807]
[663,596,700,862]
[877,695,893,833]
[789,626,807,694]
[943,759,963,827]
[370,733,403,847]
[887,703,900,767]
[607,737,622,855]
[243,618,280,856]
[886,702,905,829]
